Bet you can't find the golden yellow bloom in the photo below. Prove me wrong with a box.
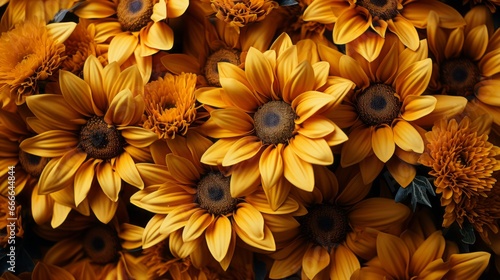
[303,0,465,61]
[319,34,468,187]
[269,166,411,279]
[419,116,500,228]
[74,0,189,82]
[197,33,350,209]
[352,230,490,280]
[131,132,299,270]
[19,56,157,226]
[427,5,500,126]
[0,19,75,106]
[210,0,279,32]
[142,73,200,139]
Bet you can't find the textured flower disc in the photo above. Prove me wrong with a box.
[355,84,401,126]
[440,58,480,97]
[299,204,349,249]
[78,116,125,159]
[357,0,399,20]
[196,172,238,215]
[18,150,49,177]
[254,101,296,145]
[204,48,241,87]
[117,0,154,32]
[83,225,121,264]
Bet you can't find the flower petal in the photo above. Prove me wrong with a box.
[234,203,265,240]
[333,7,371,44]
[182,210,214,242]
[115,151,143,188]
[302,245,330,279]
[402,95,437,121]
[108,33,138,66]
[465,25,489,61]
[206,216,232,262]
[289,135,333,165]
[387,16,419,50]
[96,161,121,202]
[330,244,361,279]
[283,146,314,192]
[59,70,94,117]
[259,144,284,189]
[222,136,262,166]
[142,22,173,50]
[393,121,424,153]
[159,203,198,235]
[25,94,84,131]
[38,150,86,195]
[376,232,410,279]
[245,47,275,96]
[120,126,158,148]
[283,61,315,103]
[293,91,334,124]
[20,131,78,158]
[88,187,118,224]
[371,124,395,163]
[395,59,432,99]
[74,159,99,206]
[341,126,373,167]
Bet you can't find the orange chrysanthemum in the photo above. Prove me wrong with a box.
[303,0,465,61]
[210,0,279,32]
[419,116,500,228]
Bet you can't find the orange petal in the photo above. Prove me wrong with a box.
[59,70,94,117]
[108,33,138,66]
[88,187,118,224]
[20,130,78,158]
[386,157,417,187]
[142,22,173,50]
[293,91,334,124]
[302,245,331,279]
[159,203,198,235]
[479,48,500,77]
[142,214,167,249]
[220,77,260,112]
[347,31,385,62]
[371,124,395,163]
[387,16,419,50]
[210,108,254,135]
[340,126,373,167]
[283,146,314,192]
[376,232,410,278]
[205,216,232,262]
[289,135,333,165]
[166,0,189,18]
[401,95,437,121]
[395,59,432,99]
[444,28,464,60]
[96,161,121,202]
[393,121,424,153]
[38,150,86,195]
[25,94,84,131]
[234,203,265,240]
[349,198,410,232]
[464,25,489,61]
[339,55,370,88]
[245,47,275,96]
[115,151,143,188]
[182,210,214,242]
[413,95,467,127]
[282,61,315,103]
[330,244,360,279]
[333,7,371,44]
[259,144,284,189]
[401,0,465,29]
[166,154,199,185]
[475,79,500,106]
[409,231,445,276]
[223,136,262,166]
[446,252,490,279]
[74,159,99,206]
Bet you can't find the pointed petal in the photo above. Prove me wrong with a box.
[333,7,371,44]
[283,146,314,192]
[402,95,437,121]
[166,154,200,184]
[349,198,410,232]
[115,151,143,188]
[413,95,467,127]
[166,0,189,18]
[74,159,99,206]
[96,161,121,202]
[222,136,262,166]
[402,0,465,29]
[293,91,334,124]
[341,126,373,167]
[220,77,260,112]
[446,252,490,279]
[259,144,284,189]
[142,214,168,249]
[339,54,370,88]
[409,231,445,276]
[302,245,330,279]
[387,16,419,50]
[206,216,232,262]
[376,232,410,278]
[108,33,138,66]
[245,47,274,96]
[393,121,424,153]
[210,108,254,135]
[234,223,276,251]
[20,131,78,158]
[182,210,214,242]
[289,135,333,165]
[330,245,361,279]
[142,22,173,50]
[39,150,86,195]
[59,70,94,117]
[372,125,395,163]
[89,187,118,224]
[25,94,84,131]
[396,59,432,99]
[387,157,417,187]
[159,203,198,235]
[465,25,489,61]
[234,203,265,240]
[283,61,315,103]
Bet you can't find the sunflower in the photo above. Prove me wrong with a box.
[419,114,500,229]
[42,219,147,279]
[161,3,283,87]
[302,0,465,61]
[131,132,300,270]
[319,34,468,187]
[196,33,350,209]
[426,6,500,126]
[19,55,157,226]
[352,230,491,280]
[0,19,75,106]
[74,0,189,82]
[209,0,279,32]
[61,20,109,76]
[269,166,411,279]
[142,72,202,139]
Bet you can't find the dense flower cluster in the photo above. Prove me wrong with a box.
[0,0,499,279]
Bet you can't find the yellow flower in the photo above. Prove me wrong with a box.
[319,34,467,187]
[210,0,279,32]
[426,5,500,126]
[74,0,189,82]
[0,19,75,106]
[19,56,157,226]
[196,33,350,209]
[42,219,147,279]
[162,5,283,87]
[303,0,465,61]
[269,166,411,279]
[142,73,201,139]
[353,230,491,280]
[131,132,299,270]
[419,115,500,228]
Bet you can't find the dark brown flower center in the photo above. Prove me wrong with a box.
[356,84,401,126]
[117,0,154,32]
[196,172,238,215]
[204,48,241,87]
[83,225,121,265]
[18,150,49,177]
[357,0,399,20]
[299,204,349,249]
[440,58,480,97]
[79,116,125,159]
[254,101,296,145]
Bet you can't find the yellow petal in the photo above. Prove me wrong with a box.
[74,159,99,206]
[166,0,189,18]
[336,172,371,206]
[263,176,292,211]
[222,136,262,166]
[293,91,334,124]
[348,26,385,62]
[444,28,464,60]
[302,0,343,24]
[220,77,260,112]
[413,95,467,127]
[479,48,500,77]
[182,210,214,242]
[395,59,432,100]
[73,1,116,18]
[169,230,200,258]
[166,154,199,185]
[233,203,265,240]
[283,146,314,192]
[340,126,373,167]
[409,231,445,276]
[393,121,424,153]
[96,161,121,202]
[142,214,168,249]
[206,216,232,262]
[465,25,489,61]
[159,203,198,235]
[302,245,330,279]
[234,223,276,251]
[39,150,86,195]
[359,154,385,184]
[210,108,254,135]
[349,198,410,232]
[401,0,465,29]
[269,240,306,278]
[259,144,284,189]
[476,79,500,106]
[108,33,138,66]
[376,232,410,278]
[230,155,261,197]
[115,151,143,188]
[104,89,137,126]
[283,61,315,103]
[402,95,437,121]
[59,70,94,117]
[120,126,158,148]
[276,45,298,93]
[142,21,173,50]
[161,54,200,75]
[289,135,333,165]
[333,7,371,44]
[201,139,234,165]
[245,47,275,96]
[387,16,419,50]
[446,252,490,279]
[339,55,370,88]
[151,0,167,21]
[25,94,84,131]
[298,116,336,139]
[46,22,77,43]
[372,124,395,163]
[83,56,106,114]
[20,131,78,158]
[51,202,72,228]
[330,245,361,279]
[119,223,144,250]
[88,187,118,224]
[387,157,417,187]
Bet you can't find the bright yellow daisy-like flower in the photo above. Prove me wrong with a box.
[19,56,157,226]
[196,33,350,209]
[142,72,201,139]
[352,230,491,279]
[0,19,75,107]
[319,34,467,187]
[426,6,500,126]
[269,166,411,279]
[302,0,465,61]
[131,132,300,270]
[74,0,189,82]
[419,114,500,228]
